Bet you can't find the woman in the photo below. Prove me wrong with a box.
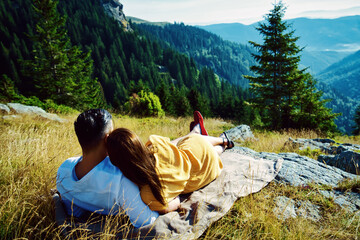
[106,112,234,214]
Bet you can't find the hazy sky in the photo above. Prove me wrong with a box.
[120,0,360,25]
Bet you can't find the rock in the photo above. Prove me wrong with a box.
[109,0,122,9]
[2,115,20,120]
[318,151,360,174]
[273,196,321,221]
[275,152,356,187]
[102,0,132,31]
[233,146,360,213]
[7,103,47,115]
[320,190,360,212]
[0,103,10,114]
[224,125,255,142]
[285,137,360,175]
[285,137,334,153]
[234,146,356,187]
[295,200,321,221]
[6,103,66,122]
[313,138,336,144]
[273,196,297,220]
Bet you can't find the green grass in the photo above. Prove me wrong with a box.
[0,114,359,239]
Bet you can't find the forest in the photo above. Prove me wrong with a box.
[0,0,253,123]
[0,0,359,134]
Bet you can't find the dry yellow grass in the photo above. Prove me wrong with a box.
[0,114,359,239]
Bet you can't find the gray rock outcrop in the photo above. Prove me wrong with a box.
[320,190,360,212]
[102,0,132,31]
[285,137,335,153]
[234,147,355,187]
[273,196,321,221]
[0,103,10,114]
[285,137,360,175]
[224,124,255,142]
[3,103,65,122]
[232,146,360,213]
[319,151,360,174]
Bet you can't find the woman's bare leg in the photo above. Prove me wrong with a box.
[170,124,230,155]
[170,124,200,145]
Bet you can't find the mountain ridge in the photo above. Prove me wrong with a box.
[199,15,360,74]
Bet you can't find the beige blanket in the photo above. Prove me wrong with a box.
[54,148,283,239]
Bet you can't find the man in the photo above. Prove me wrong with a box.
[56,109,158,228]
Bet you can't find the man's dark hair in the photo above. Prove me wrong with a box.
[74,109,112,151]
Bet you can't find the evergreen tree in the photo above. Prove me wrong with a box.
[24,0,104,109]
[245,1,337,132]
[353,105,360,135]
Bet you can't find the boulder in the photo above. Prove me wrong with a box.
[224,125,255,142]
[295,200,321,221]
[6,103,66,122]
[320,190,360,212]
[285,137,360,175]
[273,196,297,220]
[284,137,334,153]
[234,147,355,187]
[318,151,360,174]
[0,103,10,114]
[7,103,47,115]
[273,196,321,221]
[233,146,360,213]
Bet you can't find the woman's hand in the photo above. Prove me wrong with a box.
[158,196,180,214]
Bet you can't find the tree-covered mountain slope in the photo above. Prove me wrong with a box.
[317,50,360,101]
[200,16,360,74]
[318,82,360,134]
[0,0,253,121]
[132,21,256,87]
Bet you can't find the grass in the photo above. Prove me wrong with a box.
[240,128,359,158]
[0,114,359,239]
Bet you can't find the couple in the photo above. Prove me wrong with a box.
[56,109,234,228]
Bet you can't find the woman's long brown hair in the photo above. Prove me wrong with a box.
[106,128,166,205]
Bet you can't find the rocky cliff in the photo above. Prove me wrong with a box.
[101,0,131,31]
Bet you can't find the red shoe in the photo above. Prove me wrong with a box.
[193,111,208,135]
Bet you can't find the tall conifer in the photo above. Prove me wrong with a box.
[245,1,338,132]
[24,0,104,109]
[353,105,360,135]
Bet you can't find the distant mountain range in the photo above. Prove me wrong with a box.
[199,15,360,74]
[132,21,256,87]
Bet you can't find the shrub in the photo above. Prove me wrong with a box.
[125,90,165,117]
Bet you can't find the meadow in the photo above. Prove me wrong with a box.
[0,113,359,239]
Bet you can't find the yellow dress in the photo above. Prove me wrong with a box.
[140,134,223,211]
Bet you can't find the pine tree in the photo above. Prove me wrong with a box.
[353,105,360,136]
[24,0,104,109]
[245,1,338,132]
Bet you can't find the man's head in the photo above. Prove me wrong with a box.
[74,109,113,152]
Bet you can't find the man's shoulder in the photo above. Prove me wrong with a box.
[58,156,81,171]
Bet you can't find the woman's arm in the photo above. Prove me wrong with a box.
[119,176,159,228]
[158,196,180,215]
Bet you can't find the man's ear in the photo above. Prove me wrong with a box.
[104,134,109,144]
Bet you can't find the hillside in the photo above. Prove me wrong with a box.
[0,0,252,121]
[317,50,360,101]
[133,21,256,87]
[200,15,360,74]
[318,82,360,134]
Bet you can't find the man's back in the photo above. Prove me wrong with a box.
[56,156,158,228]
